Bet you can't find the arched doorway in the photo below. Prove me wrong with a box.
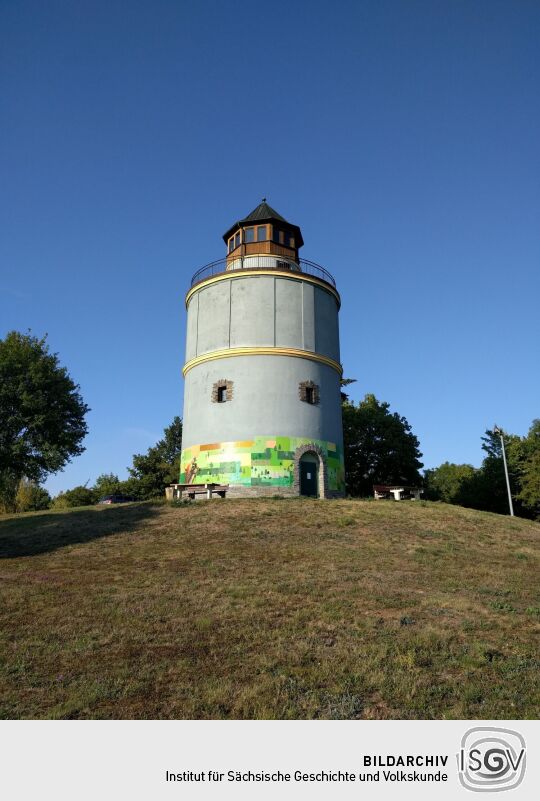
[294,444,328,498]
[299,451,319,497]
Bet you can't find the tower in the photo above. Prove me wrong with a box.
[180,201,345,498]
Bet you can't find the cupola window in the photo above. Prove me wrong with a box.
[245,227,255,243]
[272,227,294,246]
[257,226,266,241]
[228,232,242,253]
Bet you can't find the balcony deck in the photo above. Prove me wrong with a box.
[190,256,336,289]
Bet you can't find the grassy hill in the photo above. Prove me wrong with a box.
[0,498,538,720]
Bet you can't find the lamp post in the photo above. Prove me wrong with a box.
[493,425,514,516]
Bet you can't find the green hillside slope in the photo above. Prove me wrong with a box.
[0,499,538,719]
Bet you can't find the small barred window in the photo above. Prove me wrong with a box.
[212,379,233,403]
[299,381,319,405]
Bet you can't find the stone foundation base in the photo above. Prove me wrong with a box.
[225,485,345,499]
[225,485,298,499]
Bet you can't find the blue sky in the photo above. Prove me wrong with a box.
[1,1,539,495]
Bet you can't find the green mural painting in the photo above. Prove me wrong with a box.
[180,436,345,491]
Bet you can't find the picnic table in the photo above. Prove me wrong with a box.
[373,484,423,501]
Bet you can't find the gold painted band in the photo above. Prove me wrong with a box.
[185,269,341,307]
[182,347,343,376]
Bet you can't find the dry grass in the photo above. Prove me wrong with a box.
[0,498,538,719]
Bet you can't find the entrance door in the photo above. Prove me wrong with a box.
[300,458,318,497]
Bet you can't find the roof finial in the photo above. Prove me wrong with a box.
[261,197,266,202]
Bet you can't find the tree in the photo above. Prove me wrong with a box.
[518,420,540,518]
[423,462,478,504]
[93,473,121,499]
[127,417,182,499]
[51,485,95,509]
[13,479,51,512]
[340,377,357,403]
[476,428,528,516]
[519,451,540,517]
[0,332,89,511]
[342,393,423,496]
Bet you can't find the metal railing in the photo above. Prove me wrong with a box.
[190,256,336,288]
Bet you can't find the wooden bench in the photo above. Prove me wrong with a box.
[167,483,229,500]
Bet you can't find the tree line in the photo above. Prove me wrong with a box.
[1,331,538,518]
[50,416,183,510]
[342,385,539,519]
[0,331,182,513]
[2,417,183,512]
[423,423,540,519]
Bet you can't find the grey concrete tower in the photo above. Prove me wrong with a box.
[180,202,345,497]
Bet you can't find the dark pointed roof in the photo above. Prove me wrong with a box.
[223,200,304,247]
[241,201,288,224]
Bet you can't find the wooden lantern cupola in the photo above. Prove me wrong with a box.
[223,199,304,268]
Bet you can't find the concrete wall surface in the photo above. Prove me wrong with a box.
[182,354,343,449]
[185,274,340,362]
